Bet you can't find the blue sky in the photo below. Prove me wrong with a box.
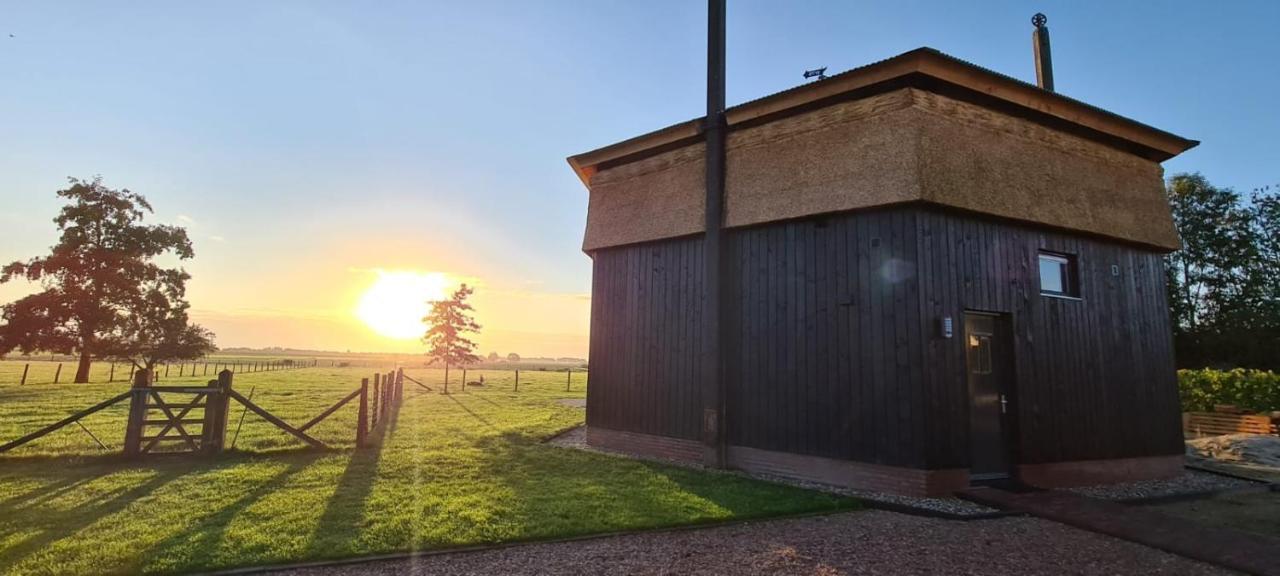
[1,1,1276,355]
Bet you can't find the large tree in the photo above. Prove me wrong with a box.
[98,270,216,376]
[1164,173,1279,369]
[0,177,208,382]
[422,284,481,394]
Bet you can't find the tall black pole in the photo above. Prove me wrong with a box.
[702,0,727,468]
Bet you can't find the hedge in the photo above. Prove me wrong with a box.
[1178,368,1280,413]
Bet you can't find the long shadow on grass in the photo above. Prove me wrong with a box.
[466,392,502,409]
[135,453,322,573]
[0,453,155,515]
[304,402,400,557]
[0,460,187,570]
[465,432,855,543]
[443,393,496,430]
[0,472,95,510]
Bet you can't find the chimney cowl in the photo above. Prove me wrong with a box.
[1032,13,1055,91]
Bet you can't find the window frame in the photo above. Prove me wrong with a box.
[1038,251,1080,299]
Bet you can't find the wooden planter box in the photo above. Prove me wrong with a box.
[1183,411,1277,438]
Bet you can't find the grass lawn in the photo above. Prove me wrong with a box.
[1147,490,1280,539]
[0,365,857,575]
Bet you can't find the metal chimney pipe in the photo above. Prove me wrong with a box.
[702,0,727,468]
[1032,13,1054,91]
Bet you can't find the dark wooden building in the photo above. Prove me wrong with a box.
[568,48,1197,496]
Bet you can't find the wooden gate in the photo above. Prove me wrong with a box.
[1,367,401,457]
[123,370,232,456]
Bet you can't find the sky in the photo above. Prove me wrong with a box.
[2,1,1277,358]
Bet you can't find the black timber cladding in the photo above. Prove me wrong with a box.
[915,208,1183,468]
[586,236,704,441]
[586,205,1183,469]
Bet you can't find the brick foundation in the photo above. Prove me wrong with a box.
[585,427,967,497]
[1016,455,1184,488]
[585,427,703,464]
[726,446,968,497]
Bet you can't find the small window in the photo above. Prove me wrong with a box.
[1038,252,1078,297]
[968,334,992,374]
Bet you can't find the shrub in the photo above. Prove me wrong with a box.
[1178,368,1280,413]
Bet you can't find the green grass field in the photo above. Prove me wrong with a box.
[0,365,857,575]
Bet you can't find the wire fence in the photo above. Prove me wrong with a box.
[0,358,316,386]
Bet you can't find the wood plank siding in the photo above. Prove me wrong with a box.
[586,204,1183,470]
[586,235,704,440]
[915,208,1184,468]
[723,208,926,467]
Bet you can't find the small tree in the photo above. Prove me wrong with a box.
[422,284,481,393]
[487,351,500,361]
[0,178,197,382]
[506,352,520,362]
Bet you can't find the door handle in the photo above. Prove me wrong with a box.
[1000,394,1008,414]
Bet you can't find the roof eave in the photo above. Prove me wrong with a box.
[566,47,1199,187]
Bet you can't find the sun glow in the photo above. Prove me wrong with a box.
[356,270,450,339]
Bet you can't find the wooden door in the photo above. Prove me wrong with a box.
[965,312,1012,481]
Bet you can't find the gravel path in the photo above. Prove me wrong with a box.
[266,511,1232,576]
[1066,469,1259,501]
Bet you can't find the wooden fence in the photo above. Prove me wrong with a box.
[1183,411,1278,438]
[0,368,403,456]
[8,358,316,386]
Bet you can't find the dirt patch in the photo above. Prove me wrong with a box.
[556,399,586,408]
[1148,490,1280,540]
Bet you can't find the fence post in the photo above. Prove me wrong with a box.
[396,368,404,406]
[462,368,467,391]
[54,363,62,384]
[201,377,218,454]
[566,369,571,392]
[357,378,369,448]
[514,369,519,392]
[371,373,381,427]
[109,363,116,382]
[164,364,170,378]
[21,363,29,386]
[123,368,152,456]
[381,372,389,419]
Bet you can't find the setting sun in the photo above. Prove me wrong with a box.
[355,270,451,339]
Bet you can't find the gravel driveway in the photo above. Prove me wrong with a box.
[265,511,1233,575]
